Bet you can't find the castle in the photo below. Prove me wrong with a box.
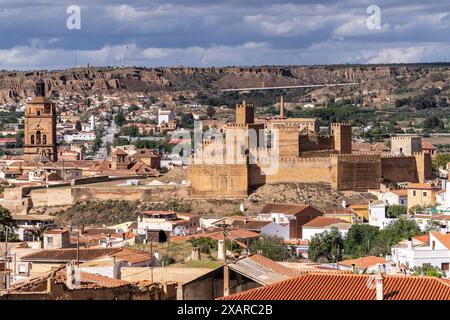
[187,101,432,197]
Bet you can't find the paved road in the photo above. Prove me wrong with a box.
[93,122,117,160]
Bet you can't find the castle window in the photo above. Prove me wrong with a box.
[36,131,41,144]
[31,135,35,145]
[43,135,47,145]
[37,111,40,116]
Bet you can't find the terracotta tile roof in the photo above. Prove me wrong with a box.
[303,216,349,228]
[78,272,130,288]
[45,229,69,235]
[422,141,437,150]
[389,189,408,196]
[21,248,120,263]
[232,220,272,231]
[247,254,302,278]
[219,273,450,300]
[431,231,450,250]
[111,248,151,265]
[338,256,388,269]
[260,203,317,216]
[413,234,430,244]
[190,229,260,244]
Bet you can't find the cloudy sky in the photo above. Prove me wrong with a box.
[0,0,449,70]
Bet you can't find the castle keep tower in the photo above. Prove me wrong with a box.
[23,80,57,162]
[235,101,254,125]
[331,123,352,154]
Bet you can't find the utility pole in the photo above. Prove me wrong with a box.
[150,239,154,284]
[3,227,9,289]
[76,231,80,265]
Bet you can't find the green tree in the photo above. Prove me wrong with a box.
[422,115,444,130]
[121,126,140,137]
[374,218,421,255]
[180,113,194,129]
[114,110,126,127]
[412,265,443,277]
[249,235,290,261]
[0,206,18,242]
[307,227,344,263]
[206,106,216,118]
[424,220,442,232]
[15,131,24,148]
[387,205,407,218]
[75,120,82,131]
[432,153,450,171]
[344,224,380,258]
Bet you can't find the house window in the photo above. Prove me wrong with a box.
[423,192,427,197]
[19,264,27,274]
[47,236,53,247]
[413,191,416,197]
[432,240,435,250]
[442,263,449,271]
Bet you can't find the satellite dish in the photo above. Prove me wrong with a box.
[342,200,347,208]
[239,203,245,213]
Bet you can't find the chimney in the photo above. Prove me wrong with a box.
[375,265,384,301]
[217,240,226,260]
[407,237,413,249]
[280,96,285,118]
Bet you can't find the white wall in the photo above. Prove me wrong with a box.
[261,222,290,240]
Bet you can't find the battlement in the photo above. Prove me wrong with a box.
[299,133,331,139]
[236,101,254,109]
[224,123,250,128]
[271,123,303,130]
[381,154,416,159]
[330,153,381,160]
[330,122,352,127]
[391,135,421,140]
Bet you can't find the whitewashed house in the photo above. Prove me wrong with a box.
[391,227,450,277]
[368,200,397,230]
[301,216,352,241]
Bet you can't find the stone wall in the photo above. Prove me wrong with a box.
[187,163,248,197]
[299,134,334,153]
[380,155,419,183]
[249,157,334,187]
[332,154,381,191]
[30,188,73,207]
[28,185,191,207]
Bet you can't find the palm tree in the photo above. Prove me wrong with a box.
[29,224,52,248]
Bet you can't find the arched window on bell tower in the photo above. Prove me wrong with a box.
[43,135,47,145]
[36,131,41,144]
[31,135,35,145]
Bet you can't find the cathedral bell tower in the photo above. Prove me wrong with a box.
[23,80,57,163]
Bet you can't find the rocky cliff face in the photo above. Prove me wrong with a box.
[0,64,447,103]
